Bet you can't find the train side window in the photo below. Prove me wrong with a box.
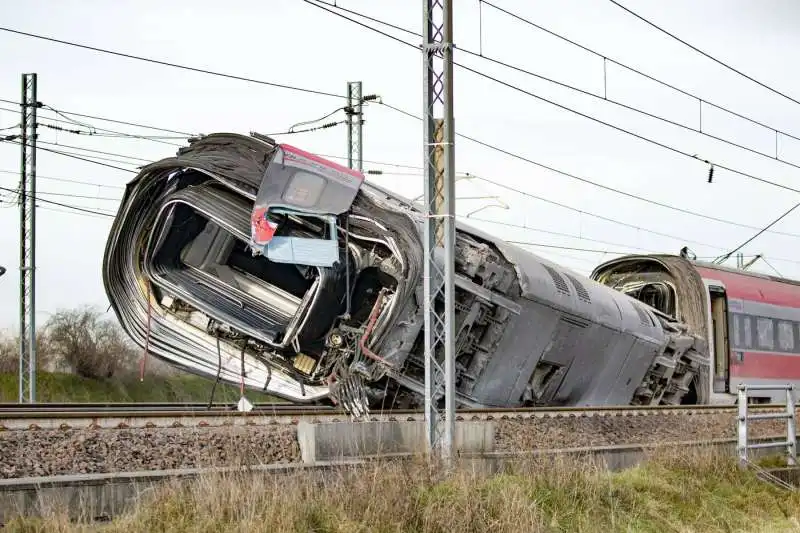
[794,322,800,353]
[778,321,795,352]
[743,315,753,348]
[731,314,742,348]
[756,317,774,350]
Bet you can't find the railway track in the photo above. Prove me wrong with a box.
[0,402,321,413]
[0,402,794,481]
[0,402,787,430]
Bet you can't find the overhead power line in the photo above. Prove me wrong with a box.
[0,103,186,147]
[9,79,800,252]
[326,0,800,168]
[311,1,800,196]
[34,108,795,249]
[370,167,729,248]
[468,217,657,254]
[508,241,644,255]
[36,139,152,163]
[760,257,784,278]
[35,144,138,172]
[7,140,137,173]
[375,101,800,241]
[0,184,115,217]
[3,55,795,259]
[261,120,346,137]
[0,27,348,100]
[0,169,124,189]
[38,103,194,136]
[37,205,114,219]
[35,141,144,167]
[453,61,800,194]
[38,121,188,141]
[33,189,120,202]
[607,0,800,108]
[481,2,800,140]
[716,201,800,264]
[471,2,800,173]
[306,1,800,254]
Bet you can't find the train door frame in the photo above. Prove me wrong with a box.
[702,279,732,400]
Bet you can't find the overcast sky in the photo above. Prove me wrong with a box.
[1,0,800,330]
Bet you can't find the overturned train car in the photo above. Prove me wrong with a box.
[102,133,707,412]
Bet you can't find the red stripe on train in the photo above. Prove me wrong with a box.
[730,351,800,380]
[696,265,800,309]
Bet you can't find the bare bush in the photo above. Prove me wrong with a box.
[0,330,55,373]
[0,334,16,373]
[44,307,138,379]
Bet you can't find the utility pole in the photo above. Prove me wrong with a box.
[422,0,456,462]
[19,73,38,404]
[346,81,363,172]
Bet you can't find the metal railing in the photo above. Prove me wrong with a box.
[737,383,796,466]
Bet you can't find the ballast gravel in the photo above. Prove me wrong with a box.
[494,411,798,451]
[0,425,299,479]
[0,411,795,478]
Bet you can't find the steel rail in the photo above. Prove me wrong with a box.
[0,402,790,431]
[0,402,317,412]
[0,401,787,414]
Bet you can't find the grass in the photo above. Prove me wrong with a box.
[0,372,282,404]
[6,449,800,532]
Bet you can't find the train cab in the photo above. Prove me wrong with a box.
[591,254,800,405]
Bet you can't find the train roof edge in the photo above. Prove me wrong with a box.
[591,253,800,289]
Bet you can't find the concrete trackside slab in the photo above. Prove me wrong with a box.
[297,420,496,463]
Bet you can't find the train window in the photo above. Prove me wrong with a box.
[732,314,742,347]
[743,315,752,348]
[778,321,795,352]
[756,317,774,350]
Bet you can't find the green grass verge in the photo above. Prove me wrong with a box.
[5,451,800,532]
[0,372,282,403]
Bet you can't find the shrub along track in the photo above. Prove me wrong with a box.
[0,404,795,478]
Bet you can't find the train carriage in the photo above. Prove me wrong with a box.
[591,254,800,404]
[103,132,709,413]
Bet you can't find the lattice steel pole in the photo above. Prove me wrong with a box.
[422,0,456,461]
[19,73,38,404]
[346,81,363,172]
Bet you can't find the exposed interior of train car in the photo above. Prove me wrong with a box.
[591,254,800,404]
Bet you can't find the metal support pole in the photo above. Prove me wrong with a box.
[422,0,456,461]
[346,81,363,172]
[737,384,747,465]
[18,73,38,404]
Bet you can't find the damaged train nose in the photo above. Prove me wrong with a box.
[104,132,707,415]
[103,133,421,413]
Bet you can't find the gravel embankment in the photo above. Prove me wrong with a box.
[495,412,797,451]
[0,426,299,479]
[0,411,795,478]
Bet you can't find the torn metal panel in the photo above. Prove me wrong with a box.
[261,212,339,267]
[250,144,365,267]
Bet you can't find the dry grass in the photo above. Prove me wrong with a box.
[6,449,800,533]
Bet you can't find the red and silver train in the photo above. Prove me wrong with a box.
[591,254,800,404]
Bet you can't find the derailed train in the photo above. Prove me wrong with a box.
[102,132,708,413]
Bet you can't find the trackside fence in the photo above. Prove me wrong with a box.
[737,383,796,467]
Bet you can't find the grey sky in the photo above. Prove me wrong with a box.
[1,0,800,330]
